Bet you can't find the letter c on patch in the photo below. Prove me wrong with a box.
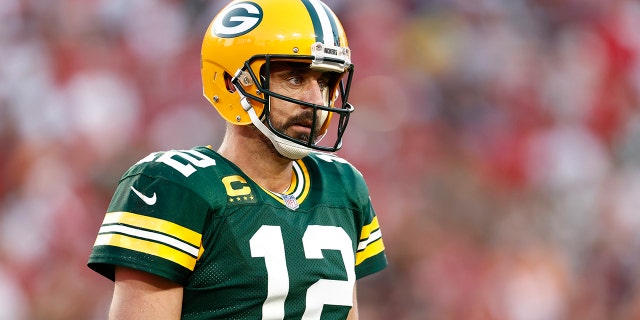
[222,175,252,197]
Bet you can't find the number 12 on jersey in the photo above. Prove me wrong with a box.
[250,225,356,320]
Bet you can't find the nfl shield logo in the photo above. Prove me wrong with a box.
[281,194,299,210]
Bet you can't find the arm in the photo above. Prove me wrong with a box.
[109,266,184,320]
[347,283,359,320]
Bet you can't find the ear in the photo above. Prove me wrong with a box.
[224,72,236,93]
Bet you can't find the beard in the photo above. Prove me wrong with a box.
[271,110,323,143]
[249,105,329,160]
[250,111,320,160]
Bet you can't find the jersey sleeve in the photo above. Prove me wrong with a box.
[88,170,211,285]
[354,195,388,279]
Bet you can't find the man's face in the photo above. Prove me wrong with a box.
[266,62,334,143]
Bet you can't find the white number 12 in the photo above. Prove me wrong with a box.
[250,225,355,320]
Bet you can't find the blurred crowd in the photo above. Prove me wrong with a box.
[1,0,640,319]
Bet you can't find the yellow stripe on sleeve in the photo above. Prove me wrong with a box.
[94,233,198,270]
[355,217,385,265]
[355,238,385,266]
[360,216,380,240]
[103,211,201,247]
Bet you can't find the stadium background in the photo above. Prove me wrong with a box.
[1,0,640,319]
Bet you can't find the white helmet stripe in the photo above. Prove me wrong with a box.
[302,0,339,46]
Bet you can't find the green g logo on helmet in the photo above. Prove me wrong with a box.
[213,2,263,38]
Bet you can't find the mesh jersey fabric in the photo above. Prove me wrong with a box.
[88,146,387,319]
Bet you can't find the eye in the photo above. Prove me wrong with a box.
[286,75,303,86]
[317,78,328,91]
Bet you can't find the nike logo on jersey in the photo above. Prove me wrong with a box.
[130,186,157,205]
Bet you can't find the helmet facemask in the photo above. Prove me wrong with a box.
[231,54,354,159]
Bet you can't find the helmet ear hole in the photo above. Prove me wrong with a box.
[224,72,236,93]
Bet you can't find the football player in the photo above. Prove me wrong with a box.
[88,0,387,318]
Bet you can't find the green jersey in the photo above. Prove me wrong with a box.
[88,146,387,319]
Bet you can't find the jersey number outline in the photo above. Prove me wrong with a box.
[250,225,355,320]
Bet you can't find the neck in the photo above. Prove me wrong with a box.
[218,125,293,193]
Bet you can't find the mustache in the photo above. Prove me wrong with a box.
[277,110,324,142]
[282,110,318,129]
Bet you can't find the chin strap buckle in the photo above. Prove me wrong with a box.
[233,68,254,87]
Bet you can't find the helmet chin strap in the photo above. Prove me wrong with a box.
[238,92,313,160]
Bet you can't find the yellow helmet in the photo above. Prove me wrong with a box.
[201,0,355,159]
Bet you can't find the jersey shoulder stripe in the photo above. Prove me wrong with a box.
[355,216,384,265]
[103,211,201,247]
[89,147,223,282]
[95,211,204,270]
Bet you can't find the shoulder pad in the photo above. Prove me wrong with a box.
[309,153,362,176]
[122,148,221,185]
[307,153,369,201]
